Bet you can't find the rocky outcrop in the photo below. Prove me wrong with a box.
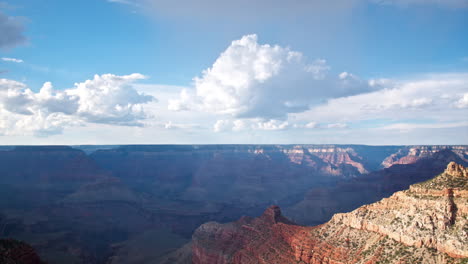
[191,162,468,264]
[445,161,468,178]
[192,206,310,264]
[0,239,45,264]
[332,162,468,258]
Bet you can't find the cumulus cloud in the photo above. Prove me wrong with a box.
[170,34,374,120]
[67,73,154,125]
[0,11,26,49]
[1,57,23,63]
[0,74,154,136]
[0,109,78,137]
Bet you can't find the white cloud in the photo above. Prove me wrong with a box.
[0,109,79,137]
[304,122,319,129]
[170,34,373,119]
[0,74,154,136]
[1,57,23,63]
[163,121,200,130]
[380,121,468,131]
[455,93,468,108]
[326,123,348,129]
[67,73,154,125]
[255,119,289,130]
[107,0,142,7]
[294,73,468,124]
[213,119,231,132]
[213,118,289,132]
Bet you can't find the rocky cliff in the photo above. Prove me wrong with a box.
[382,146,468,168]
[191,162,468,264]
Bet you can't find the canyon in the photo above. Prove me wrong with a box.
[0,145,466,263]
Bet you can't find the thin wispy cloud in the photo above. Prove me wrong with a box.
[1,57,23,63]
[107,0,141,7]
[380,121,468,131]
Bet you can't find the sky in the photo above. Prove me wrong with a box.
[0,0,467,145]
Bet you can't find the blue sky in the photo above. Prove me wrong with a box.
[0,0,467,144]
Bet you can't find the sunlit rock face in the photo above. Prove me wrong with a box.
[382,146,468,168]
[191,162,468,264]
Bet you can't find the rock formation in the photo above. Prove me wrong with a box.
[191,162,468,264]
[382,146,468,168]
[445,161,468,178]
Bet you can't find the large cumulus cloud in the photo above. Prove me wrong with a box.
[169,34,374,120]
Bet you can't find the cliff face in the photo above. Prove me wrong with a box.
[191,162,468,264]
[329,161,467,259]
